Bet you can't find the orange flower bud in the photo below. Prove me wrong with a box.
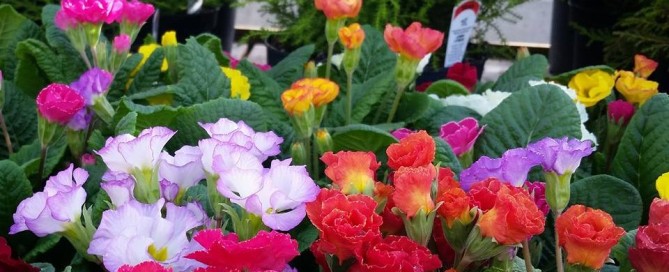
[384,22,444,61]
[338,23,365,50]
[436,187,471,227]
[477,186,545,245]
[314,0,362,20]
[386,131,436,170]
[634,54,658,79]
[281,88,313,116]
[291,78,339,107]
[392,165,437,218]
[321,151,381,195]
[556,205,625,270]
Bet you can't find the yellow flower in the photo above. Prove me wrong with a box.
[281,88,313,116]
[568,70,614,107]
[291,78,339,107]
[338,23,365,50]
[161,31,178,47]
[656,172,669,200]
[615,70,659,105]
[135,43,168,74]
[221,67,251,100]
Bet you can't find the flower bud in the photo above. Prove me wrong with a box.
[338,23,365,50]
[315,128,333,154]
[290,142,308,166]
[634,54,658,79]
[607,99,635,126]
[304,61,318,78]
[112,34,131,53]
[516,47,530,60]
[544,172,571,213]
[36,83,85,125]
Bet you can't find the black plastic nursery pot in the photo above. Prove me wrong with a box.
[134,4,236,51]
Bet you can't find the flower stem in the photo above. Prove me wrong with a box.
[554,210,564,272]
[311,135,320,179]
[78,49,92,69]
[386,84,406,123]
[304,137,313,176]
[37,145,48,181]
[0,111,12,155]
[522,239,534,272]
[325,41,335,79]
[346,71,353,125]
[456,255,472,272]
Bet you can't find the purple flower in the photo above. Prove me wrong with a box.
[439,117,485,156]
[199,118,283,161]
[70,68,113,105]
[391,128,414,140]
[10,164,88,237]
[527,137,593,175]
[158,145,205,202]
[460,147,541,191]
[66,108,92,131]
[88,199,202,271]
[525,181,549,216]
[101,171,135,207]
[240,159,320,231]
[96,127,175,174]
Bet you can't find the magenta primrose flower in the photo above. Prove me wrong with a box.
[115,0,155,25]
[391,128,414,140]
[525,181,550,216]
[608,99,636,125]
[36,83,85,125]
[527,137,593,175]
[199,118,283,162]
[10,164,88,237]
[88,199,204,271]
[460,147,541,191]
[60,0,124,24]
[113,34,131,53]
[55,9,79,31]
[439,117,485,156]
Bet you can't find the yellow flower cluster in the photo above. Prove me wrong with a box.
[220,67,251,100]
[568,70,615,107]
[281,78,340,116]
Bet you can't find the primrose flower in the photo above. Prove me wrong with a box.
[321,151,381,195]
[338,23,365,50]
[113,34,131,53]
[384,22,444,61]
[97,127,176,174]
[10,164,88,237]
[70,68,113,105]
[460,148,541,191]
[616,70,659,105]
[36,83,86,125]
[281,88,314,116]
[61,0,124,24]
[101,171,135,207]
[161,31,177,47]
[55,9,79,31]
[314,0,362,20]
[391,128,414,140]
[199,118,283,162]
[241,159,320,231]
[392,166,437,218]
[208,140,265,202]
[634,54,658,79]
[657,172,669,200]
[608,99,636,125]
[221,67,251,100]
[568,69,615,107]
[89,199,202,271]
[116,0,155,25]
[439,117,485,156]
[118,261,172,272]
[291,78,340,107]
[158,146,205,202]
[439,89,512,116]
[527,137,593,175]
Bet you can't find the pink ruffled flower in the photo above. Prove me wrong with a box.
[61,0,124,24]
[113,34,131,53]
[525,181,550,216]
[199,118,283,161]
[116,0,155,25]
[608,99,636,126]
[96,127,176,174]
[118,261,172,272]
[186,229,299,271]
[36,83,85,125]
[391,128,414,140]
[54,9,79,31]
[439,117,485,156]
[10,164,88,237]
[241,159,320,231]
[384,22,444,61]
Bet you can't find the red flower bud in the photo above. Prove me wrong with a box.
[36,83,85,124]
[607,99,636,125]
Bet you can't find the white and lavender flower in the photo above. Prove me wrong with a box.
[241,159,320,231]
[158,145,205,203]
[97,127,176,174]
[10,164,88,237]
[459,147,541,191]
[199,118,283,161]
[101,171,135,208]
[527,137,593,175]
[210,143,265,202]
[88,199,203,271]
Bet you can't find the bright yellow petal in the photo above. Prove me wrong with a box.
[657,172,669,200]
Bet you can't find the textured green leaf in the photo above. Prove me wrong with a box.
[115,112,137,135]
[289,220,318,252]
[195,33,229,66]
[434,137,462,175]
[425,79,470,97]
[0,82,37,159]
[493,75,539,93]
[10,137,67,179]
[325,72,395,127]
[31,263,55,272]
[184,183,212,216]
[412,101,481,134]
[0,160,33,236]
[107,53,143,102]
[611,94,669,221]
[173,38,230,106]
[547,65,615,86]
[394,92,431,123]
[127,48,164,95]
[267,44,314,89]
[332,124,398,155]
[493,55,548,90]
[23,234,61,262]
[15,39,64,95]
[238,60,289,123]
[114,98,179,130]
[353,25,396,84]
[474,84,582,158]
[570,175,643,230]
[90,191,110,226]
[0,4,42,81]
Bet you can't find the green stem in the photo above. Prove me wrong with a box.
[522,239,534,272]
[0,111,12,155]
[311,136,320,179]
[346,71,353,125]
[386,84,406,123]
[78,49,92,69]
[37,145,48,181]
[325,41,335,79]
[554,210,564,272]
[304,137,313,176]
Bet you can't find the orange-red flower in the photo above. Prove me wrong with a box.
[650,198,669,226]
[291,78,340,107]
[386,130,436,170]
[339,23,365,50]
[384,22,444,61]
[468,178,525,212]
[437,167,459,196]
[556,205,625,270]
[477,186,545,245]
[634,54,658,79]
[281,87,313,116]
[314,0,362,20]
[306,189,383,261]
[321,151,381,195]
[392,165,437,218]
[437,187,472,228]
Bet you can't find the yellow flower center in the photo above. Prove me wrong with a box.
[148,244,168,262]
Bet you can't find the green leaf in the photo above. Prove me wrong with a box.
[90,191,110,226]
[394,92,431,123]
[173,38,230,106]
[493,55,548,90]
[0,82,37,159]
[425,79,470,98]
[10,137,67,179]
[267,44,314,89]
[115,112,137,135]
[325,72,395,127]
[195,34,230,66]
[0,160,32,236]
[114,98,179,130]
[238,60,289,123]
[289,220,318,252]
[332,124,398,155]
[87,130,106,152]
[0,4,42,81]
[611,93,669,222]
[570,175,643,230]
[31,263,55,272]
[15,39,64,96]
[184,183,212,216]
[434,137,462,174]
[353,25,396,84]
[474,84,582,158]
[23,235,61,262]
[547,65,615,86]
[610,229,636,272]
[493,75,538,93]
[127,47,164,95]
[41,5,86,83]
[107,53,143,102]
